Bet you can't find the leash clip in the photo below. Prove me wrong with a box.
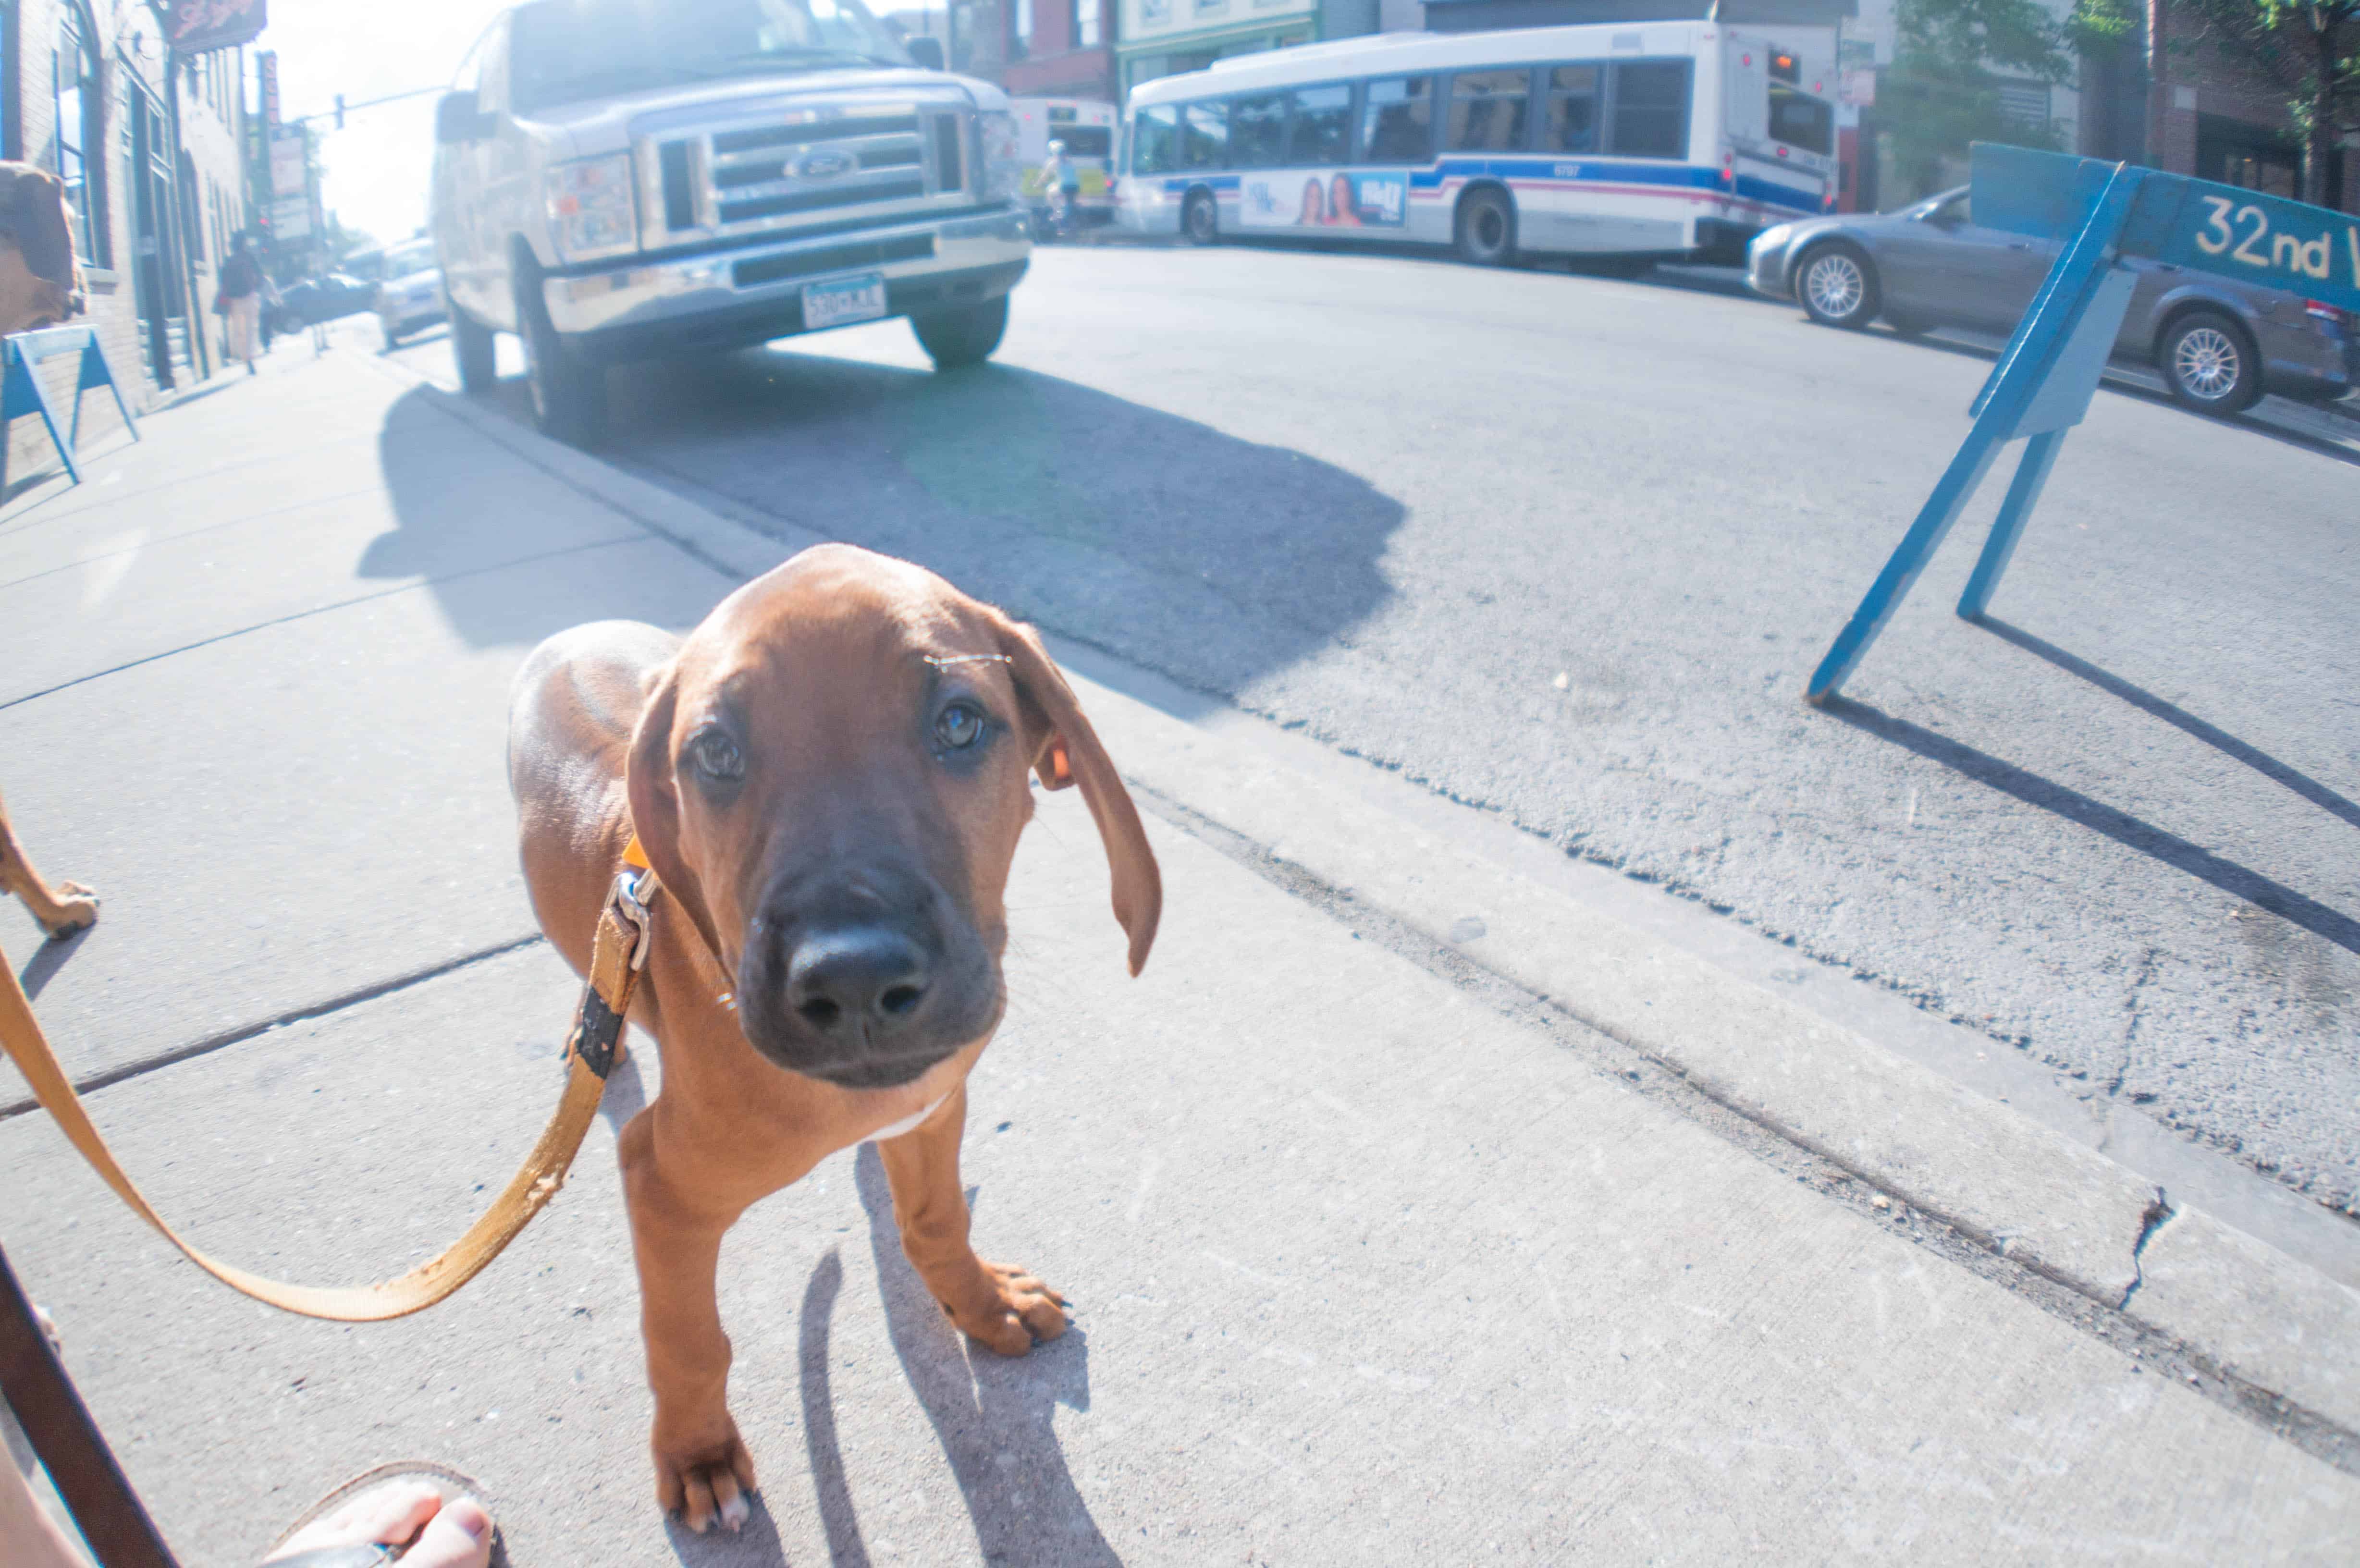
[613,869,653,972]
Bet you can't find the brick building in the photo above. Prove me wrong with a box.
[3,0,253,479]
[1006,0,1121,101]
[2124,0,2359,212]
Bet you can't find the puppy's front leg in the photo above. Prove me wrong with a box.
[879,1083,1069,1356]
[618,1109,757,1533]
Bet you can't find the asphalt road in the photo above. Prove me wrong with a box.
[388,243,2360,1219]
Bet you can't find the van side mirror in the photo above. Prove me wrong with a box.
[906,37,946,71]
[1926,205,1962,228]
[435,90,492,145]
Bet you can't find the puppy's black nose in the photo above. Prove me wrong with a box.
[787,927,929,1038]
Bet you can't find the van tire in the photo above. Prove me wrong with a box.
[1183,189,1219,246]
[912,296,1009,369]
[514,272,608,448]
[1455,187,1517,267]
[2158,309,2262,415]
[451,302,497,394]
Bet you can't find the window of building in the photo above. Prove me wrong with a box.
[53,5,104,264]
[1074,0,1101,49]
[1609,60,1687,158]
[1132,103,1180,173]
[1289,84,1350,166]
[1181,98,1228,169]
[1012,0,1032,59]
[1361,75,1432,163]
[1446,69,1528,153]
[1537,64,1597,153]
[1229,90,1288,168]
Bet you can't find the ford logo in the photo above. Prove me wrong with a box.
[796,150,855,180]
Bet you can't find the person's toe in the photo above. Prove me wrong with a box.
[401,1495,492,1568]
[265,1482,440,1560]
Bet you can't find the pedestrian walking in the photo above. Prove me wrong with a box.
[218,237,265,376]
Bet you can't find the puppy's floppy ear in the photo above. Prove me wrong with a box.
[990,613,1161,977]
[626,660,727,969]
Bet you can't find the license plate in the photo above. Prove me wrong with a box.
[801,271,887,330]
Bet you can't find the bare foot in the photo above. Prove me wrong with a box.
[264,1480,492,1568]
[945,1259,1068,1357]
[652,1416,758,1535]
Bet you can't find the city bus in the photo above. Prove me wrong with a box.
[1012,97,1120,229]
[1113,24,1836,266]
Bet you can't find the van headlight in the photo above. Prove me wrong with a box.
[981,111,1022,203]
[545,153,638,261]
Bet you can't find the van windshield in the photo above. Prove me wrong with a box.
[511,0,910,112]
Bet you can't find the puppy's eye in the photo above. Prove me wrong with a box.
[688,728,743,782]
[934,701,987,751]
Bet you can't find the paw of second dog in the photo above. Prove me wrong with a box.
[37,882,98,938]
[944,1259,1068,1356]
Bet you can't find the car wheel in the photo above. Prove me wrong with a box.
[911,295,1009,370]
[1183,190,1218,246]
[1455,187,1517,267]
[1797,243,1878,329]
[450,304,498,395]
[2159,310,2261,415]
[514,273,608,448]
[381,322,404,353]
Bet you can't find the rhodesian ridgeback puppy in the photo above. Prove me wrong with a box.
[508,543,1159,1532]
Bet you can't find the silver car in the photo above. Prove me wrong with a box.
[1746,185,2357,416]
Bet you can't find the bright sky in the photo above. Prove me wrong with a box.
[252,0,506,247]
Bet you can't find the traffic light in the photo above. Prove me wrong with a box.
[334,94,345,129]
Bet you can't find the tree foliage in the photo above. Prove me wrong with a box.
[2174,0,2360,206]
[1881,0,2090,196]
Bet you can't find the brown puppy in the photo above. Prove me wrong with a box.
[508,544,1159,1531]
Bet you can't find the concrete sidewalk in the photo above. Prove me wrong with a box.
[1,341,2356,1564]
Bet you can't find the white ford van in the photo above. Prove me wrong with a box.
[431,0,1032,445]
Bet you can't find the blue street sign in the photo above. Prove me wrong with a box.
[1977,143,2360,315]
[1803,145,2359,705]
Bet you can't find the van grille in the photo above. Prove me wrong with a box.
[732,232,936,288]
[645,101,971,248]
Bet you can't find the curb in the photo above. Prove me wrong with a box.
[378,353,2360,1449]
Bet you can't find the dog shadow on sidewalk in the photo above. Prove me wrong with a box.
[777,1143,1119,1567]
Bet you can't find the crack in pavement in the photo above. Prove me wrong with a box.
[0,933,547,1122]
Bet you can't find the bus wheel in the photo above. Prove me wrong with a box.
[1797,243,1878,329]
[1183,190,1219,245]
[1455,188,1517,267]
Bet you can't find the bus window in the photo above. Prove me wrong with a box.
[1182,99,1229,169]
[1447,69,1530,153]
[1538,64,1598,153]
[1361,76,1433,163]
[1231,91,1290,168]
[1289,84,1351,166]
[1610,61,1688,157]
[1133,103,1180,174]
[1767,83,1832,155]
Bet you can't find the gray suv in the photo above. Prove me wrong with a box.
[1746,186,2357,416]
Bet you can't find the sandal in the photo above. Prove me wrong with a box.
[260,1461,506,1568]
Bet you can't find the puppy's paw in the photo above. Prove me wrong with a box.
[39,882,98,938]
[652,1419,758,1535]
[946,1259,1068,1357]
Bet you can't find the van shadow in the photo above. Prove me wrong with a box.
[599,347,1404,697]
[785,1143,1115,1567]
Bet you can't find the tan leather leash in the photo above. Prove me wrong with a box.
[0,846,660,1323]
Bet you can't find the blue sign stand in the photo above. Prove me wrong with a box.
[0,326,142,490]
[1804,146,2360,705]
